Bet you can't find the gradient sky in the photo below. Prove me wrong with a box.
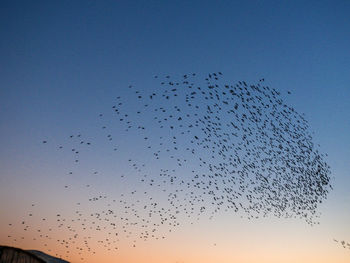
[1,1,350,263]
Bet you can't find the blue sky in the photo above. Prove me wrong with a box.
[1,1,350,262]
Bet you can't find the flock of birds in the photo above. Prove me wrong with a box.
[5,72,341,260]
[334,239,350,250]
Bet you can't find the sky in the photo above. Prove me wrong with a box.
[1,1,350,262]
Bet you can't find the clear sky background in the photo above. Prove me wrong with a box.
[1,1,350,263]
